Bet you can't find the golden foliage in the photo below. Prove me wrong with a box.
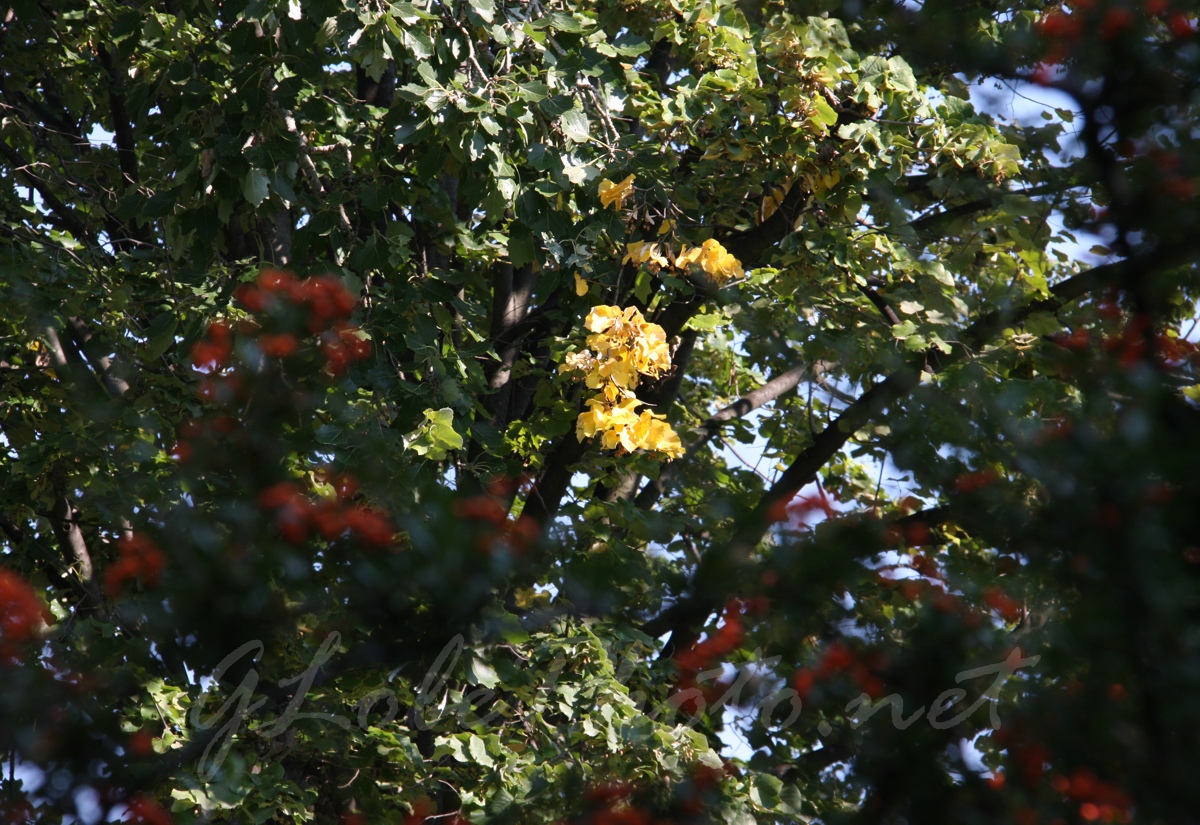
[598,174,636,211]
[560,305,684,459]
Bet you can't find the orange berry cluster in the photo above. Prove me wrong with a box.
[1050,768,1133,823]
[453,483,540,555]
[103,533,167,596]
[766,488,837,526]
[791,640,886,702]
[121,796,174,825]
[1037,1,1194,58]
[190,268,370,379]
[670,600,749,717]
[257,477,395,550]
[234,268,356,333]
[982,585,1023,623]
[0,567,53,661]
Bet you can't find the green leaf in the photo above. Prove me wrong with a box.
[508,224,537,268]
[560,109,591,143]
[886,56,918,93]
[530,12,589,32]
[812,97,838,127]
[749,774,782,810]
[242,169,270,207]
[143,314,178,361]
[465,654,499,689]
[405,408,464,460]
[466,0,494,23]
[778,784,804,815]
[684,312,725,332]
[633,269,652,304]
[468,734,495,767]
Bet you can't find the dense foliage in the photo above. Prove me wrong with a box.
[3,0,1200,822]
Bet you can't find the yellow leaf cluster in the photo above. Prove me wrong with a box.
[559,305,684,460]
[622,241,673,270]
[598,174,635,211]
[576,397,684,457]
[674,238,744,284]
[622,237,744,286]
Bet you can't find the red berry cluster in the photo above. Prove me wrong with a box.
[1051,768,1133,823]
[1038,1,1194,59]
[0,567,53,661]
[674,600,745,677]
[0,798,35,823]
[766,487,837,525]
[127,728,156,757]
[169,415,236,466]
[235,269,356,332]
[191,267,372,378]
[191,320,233,371]
[954,468,999,495]
[578,783,651,825]
[982,585,1024,622]
[453,480,540,555]
[257,478,395,550]
[791,640,886,702]
[122,796,174,825]
[882,518,934,547]
[237,268,372,375]
[571,765,729,825]
[103,533,166,596]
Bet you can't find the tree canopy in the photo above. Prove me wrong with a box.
[3,0,1200,822]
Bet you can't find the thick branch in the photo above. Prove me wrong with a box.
[641,248,1182,648]
[907,182,1061,237]
[521,433,589,528]
[63,316,130,398]
[635,364,809,510]
[95,45,139,192]
[50,495,93,582]
[484,262,536,424]
[858,283,901,327]
[0,141,103,251]
[722,181,810,268]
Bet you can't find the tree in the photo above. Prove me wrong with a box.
[2,0,1200,821]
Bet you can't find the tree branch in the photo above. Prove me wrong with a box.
[721,180,810,268]
[641,247,1186,649]
[50,494,94,584]
[635,364,809,510]
[0,141,104,252]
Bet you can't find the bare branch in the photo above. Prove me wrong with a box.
[636,364,809,510]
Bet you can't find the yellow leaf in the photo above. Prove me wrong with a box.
[677,239,743,285]
[675,245,702,268]
[514,586,538,609]
[623,241,670,270]
[758,180,792,224]
[585,305,625,334]
[598,174,635,211]
[574,273,589,296]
